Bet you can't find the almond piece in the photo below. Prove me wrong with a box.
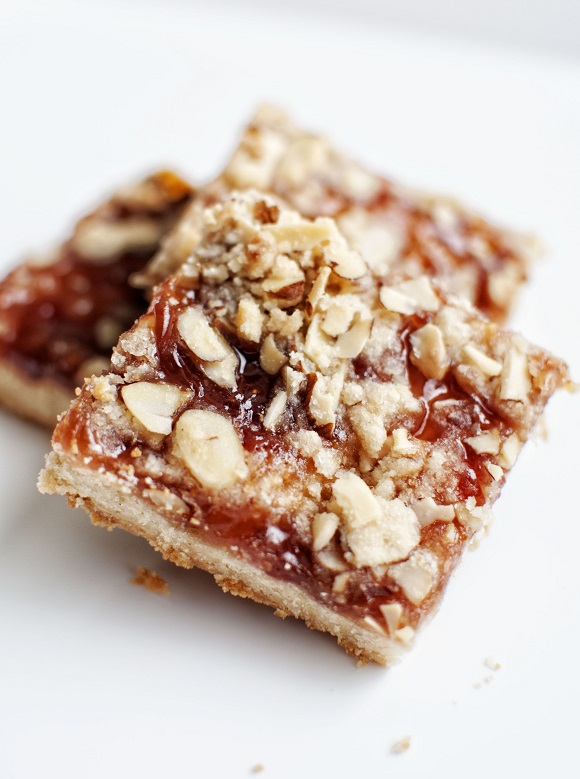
[463,344,502,377]
[410,323,449,380]
[260,334,288,375]
[311,512,340,552]
[334,315,372,359]
[500,346,531,401]
[411,497,455,528]
[263,390,288,430]
[174,409,248,489]
[72,218,164,262]
[332,473,420,567]
[177,307,231,362]
[121,382,186,435]
[389,549,438,605]
[379,602,403,636]
[464,429,501,455]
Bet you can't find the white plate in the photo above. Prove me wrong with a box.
[1,2,579,777]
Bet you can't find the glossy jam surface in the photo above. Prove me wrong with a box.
[0,172,192,388]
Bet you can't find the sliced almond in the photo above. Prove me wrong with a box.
[379,286,415,315]
[307,266,331,314]
[304,314,334,371]
[498,433,522,469]
[72,218,163,262]
[500,346,531,401]
[174,409,248,489]
[396,277,440,311]
[311,512,340,552]
[177,307,230,362]
[464,428,501,455]
[332,572,350,594]
[334,315,372,359]
[410,323,449,380]
[263,390,288,430]
[463,344,502,377]
[121,382,186,435]
[379,602,403,636]
[394,626,415,644]
[260,334,288,375]
[389,549,438,605]
[411,497,455,527]
[201,350,239,390]
[485,462,503,481]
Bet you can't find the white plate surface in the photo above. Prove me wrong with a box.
[0,2,579,777]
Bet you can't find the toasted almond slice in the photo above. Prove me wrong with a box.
[260,334,288,375]
[334,315,372,359]
[464,428,501,455]
[485,462,503,481]
[174,409,248,489]
[265,220,335,252]
[463,344,502,377]
[311,512,340,552]
[121,382,186,435]
[498,433,522,468]
[396,277,440,312]
[72,218,164,262]
[332,571,350,593]
[307,266,331,314]
[379,602,403,636]
[500,346,531,401]
[394,626,415,644]
[379,286,416,315]
[411,497,455,527]
[389,549,438,605]
[177,307,230,362]
[263,390,288,430]
[201,350,239,390]
[410,323,449,380]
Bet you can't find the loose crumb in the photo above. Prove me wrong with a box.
[391,736,411,754]
[484,657,501,671]
[251,764,265,774]
[130,566,169,595]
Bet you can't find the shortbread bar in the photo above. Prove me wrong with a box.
[145,106,535,322]
[0,171,193,426]
[40,191,568,665]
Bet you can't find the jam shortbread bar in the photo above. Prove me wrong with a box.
[39,191,567,664]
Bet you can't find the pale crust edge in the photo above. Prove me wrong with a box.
[39,451,409,667]
[0,360,71,428]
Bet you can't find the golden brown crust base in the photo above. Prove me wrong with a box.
[0,359,71,427]
[39,450,406,666]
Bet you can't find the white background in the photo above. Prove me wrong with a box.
[0,1,579,777]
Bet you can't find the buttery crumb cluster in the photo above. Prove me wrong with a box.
[61,190,566,643]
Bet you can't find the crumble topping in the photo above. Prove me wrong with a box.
[50,190,568,640]
[146,106,534,324]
